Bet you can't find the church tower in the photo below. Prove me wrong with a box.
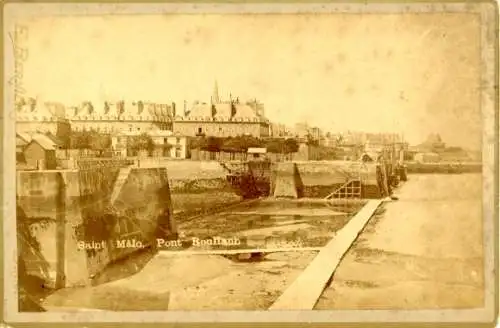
[211,80,220,104]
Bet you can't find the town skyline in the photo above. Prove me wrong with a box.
[11,13,482,149]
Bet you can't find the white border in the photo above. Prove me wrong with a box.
[3,2,497,323]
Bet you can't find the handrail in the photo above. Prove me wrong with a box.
[324,178,361,200]
[324,179,354,200]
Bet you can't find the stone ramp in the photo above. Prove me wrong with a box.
[272,162,304,198]
[109,167,132,204]
[269,199,383,310]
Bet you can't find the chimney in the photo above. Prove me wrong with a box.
[231,101,236,119]
[138,101,144,114]
[171,102,176,117]
[212,80,220,104]
[211,103,217,118]
[15,97,26,111]
[28,97,36,112]
[87,102,94,115]
[184,100,188,116]
[117,101,125,115]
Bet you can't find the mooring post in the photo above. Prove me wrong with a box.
[55,172,67,289]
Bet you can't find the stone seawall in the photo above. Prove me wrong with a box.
[16,167,176,289]
[270,161,382,199]
[161,161,242,222]
[76,158,244,223]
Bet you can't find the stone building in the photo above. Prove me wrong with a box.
[172,82,271,138]
[16,99,71,139]
[15,82,272,153]
[23,134,58,170]
[270,123,293,137]
[66,100,174,133]
[15,98,173,137]
[111,130,189,159]
[319,132,339,148]
[308,127,323,141]
[292,122,323,141]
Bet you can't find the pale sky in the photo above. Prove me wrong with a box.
[12,12,482,149]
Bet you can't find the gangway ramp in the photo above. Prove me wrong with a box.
[268,199,383,310]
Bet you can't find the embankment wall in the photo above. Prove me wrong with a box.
[16,167,175,289]
[271,161,382,198]
[162,161,242,221]
[59,157,245,222]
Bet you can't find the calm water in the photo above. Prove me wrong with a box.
[176,200,365,249]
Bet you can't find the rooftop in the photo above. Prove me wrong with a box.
[30,134,58,150]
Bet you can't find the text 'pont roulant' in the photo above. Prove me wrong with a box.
[77,236,305,250]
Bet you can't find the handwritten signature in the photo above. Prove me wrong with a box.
[8,24,29,115]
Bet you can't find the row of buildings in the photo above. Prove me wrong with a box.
[15,82,340,145]
[15,82,411,167]
[15,82,286,166]
[15,82,278,139]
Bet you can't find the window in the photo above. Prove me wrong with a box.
[198,127,202,134]
[176,149,182,158]
[176,137,180,144]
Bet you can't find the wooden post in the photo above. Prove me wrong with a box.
[55,172,67,288]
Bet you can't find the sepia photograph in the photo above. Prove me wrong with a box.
[3,1,497,324]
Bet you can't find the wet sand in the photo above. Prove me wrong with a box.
[42,249,319,311]
[315,173,484,309]
[177,200,362,249]
[42,200,355,311]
